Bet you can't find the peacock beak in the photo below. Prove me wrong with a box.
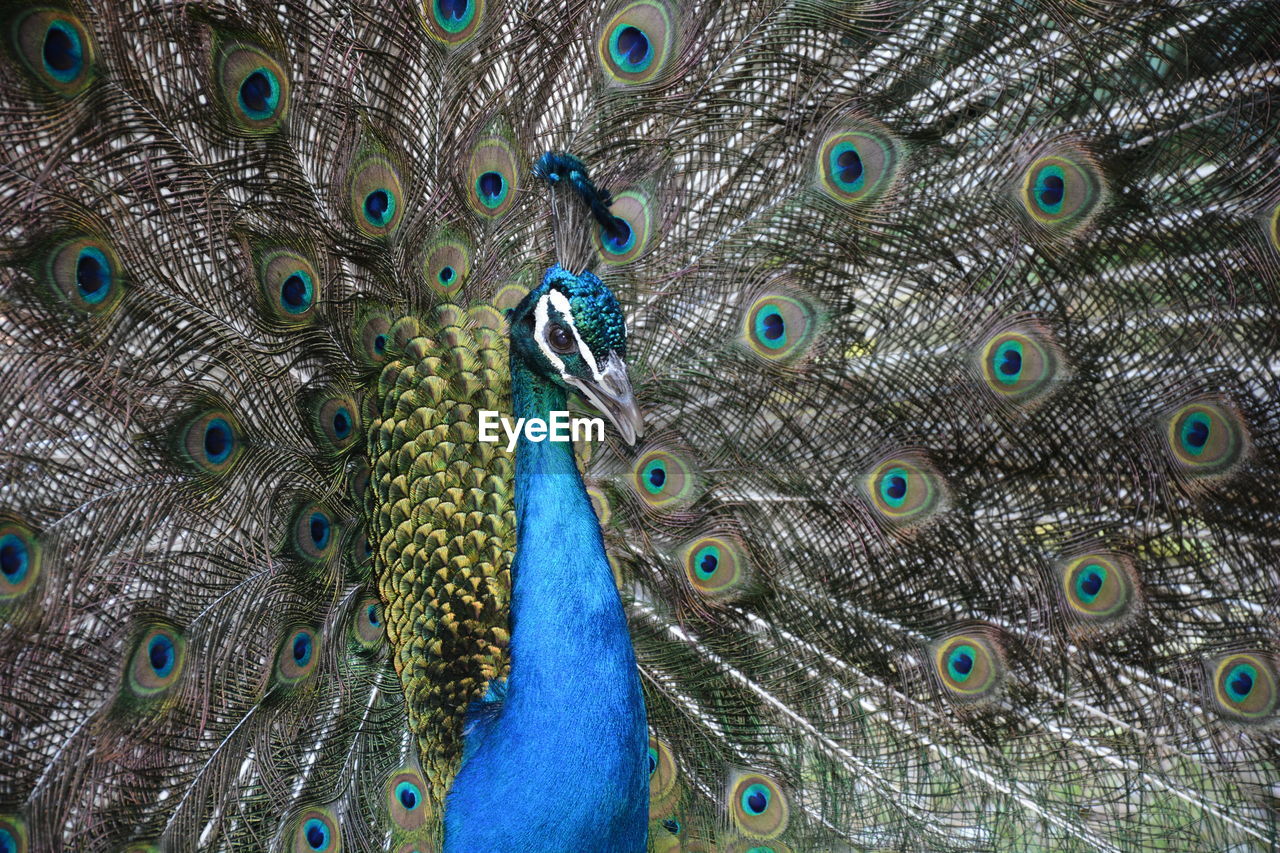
[567,351,644,446]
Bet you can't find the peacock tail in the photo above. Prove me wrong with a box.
[2,0,1278,850]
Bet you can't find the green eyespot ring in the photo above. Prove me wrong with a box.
[631,448,698,510]
[1210,652,1277,722]
[864,455,945,529]
[932,631,1003,701]
[422,0,485,45]
[597,1,674,85]
[1163,401,1246,480]
[816,125,902,207]
[727,772,789,839]
[12,9,96,95]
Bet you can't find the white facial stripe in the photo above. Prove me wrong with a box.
[535,289,603,381]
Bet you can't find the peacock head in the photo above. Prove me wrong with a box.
[508,265,643,445]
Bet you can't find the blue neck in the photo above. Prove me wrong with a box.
[443,357,648,851]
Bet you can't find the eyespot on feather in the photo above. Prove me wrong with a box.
[10,8,95,95]
[1015,145,1107,239]
[931,630,1004,702]
[308,391,361,454]
[216,41,289,132]
[348,154,405,237]
[862,454,946,531]
[387,769,430,828]
[354,309,394,367]
[594,189,654,264]
[648,736,680,816]
[597,1,675,85]
[1057,552,1138,626]
[420,229,472,296]
[465,128,521,219]
[276,627,320,685]
[740,292,821,364]
[0,816,28,853]
[257,249,319,323]
[681,535,750,601]
[127,625,186,698]
[1161,400,1247,481]
[43,236,124,314]
[177,409,243,477]
[291,807,341,853]
[727,771,789,839]
[814,121,903,208]
[630,446,699,510]
[421,0,485,46]
[291,503,339,563]
[1208,652,1277,723]
[0,521,41,601]
[351,595,384,650]
[975,324,1063,405]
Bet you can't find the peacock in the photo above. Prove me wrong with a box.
[1,0,1278,849]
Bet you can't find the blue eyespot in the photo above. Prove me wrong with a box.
[601,217,635,255]
[662,818,681,835]
[435,0,473,32]
[828,141,866,192]
[395,780,422,810]
[148,634,176,678]
[610,25,652,72]
[994,340,1024,383]
[1226,664,1257,703]
[880,469,908,506]
[475,171,507,208]
[76,247,112,304]
[309,513,331,551]
[741,783,771,816]
[303,817,329,850]
[1180,412,1211,454]
[293,632,313,667]
[1032,164,1066,214]
[0,534,30,584]
[756,309,786,346]
[837,148,862,185]
[438,265,455,285]
[1075,564,1106,603]
[696,549,718,580]
[203,417,234,464]
[43,20,83,83]
[280,271,314,314]
[0,826,17,853]
[947,645,975,682]
[647,746,658,775]
[331,408,352,440]
[644,460,667,491]
[237,68,279,120]
[363,189,396,227]
[373,334,388,355]
[367,604,381,627]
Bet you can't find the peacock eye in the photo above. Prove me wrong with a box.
[547,323,575,354]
